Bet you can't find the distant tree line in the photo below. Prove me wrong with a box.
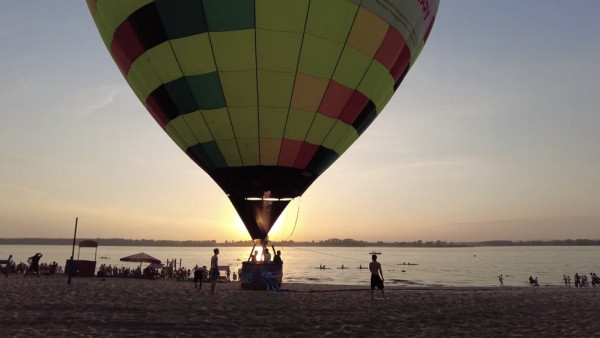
[1,238,598,247]
[473,239,600,246]
[0,238,217,247]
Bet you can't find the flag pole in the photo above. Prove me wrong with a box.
[68,217,78,285]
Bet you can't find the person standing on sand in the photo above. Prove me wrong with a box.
[369,254,385,300]
[24,253,42,277]
[6,254,16,274]
[498,274,504,286]
[210,248,220,295]
[193,265,205,291]
[49,261,58,278]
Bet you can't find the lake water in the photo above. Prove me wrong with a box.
[2,245,598,287]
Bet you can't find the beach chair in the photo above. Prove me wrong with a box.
[217,265,230,283]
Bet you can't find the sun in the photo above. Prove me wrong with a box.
[227,198,302,242]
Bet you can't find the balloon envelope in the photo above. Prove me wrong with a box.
[87,0,439,239]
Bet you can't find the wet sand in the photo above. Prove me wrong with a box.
[1,275,598,337]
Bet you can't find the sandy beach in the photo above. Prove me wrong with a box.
[1,275,598,337]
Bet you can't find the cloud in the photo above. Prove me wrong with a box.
[77,85,125,117]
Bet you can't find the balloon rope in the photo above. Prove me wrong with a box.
[286,196,301,240]
[285,247,366,264]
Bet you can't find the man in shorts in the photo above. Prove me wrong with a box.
[369,254,385,300]
[210,248,220,295]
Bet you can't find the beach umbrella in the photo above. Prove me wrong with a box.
[87,0,440,240]
[120,252,162,269]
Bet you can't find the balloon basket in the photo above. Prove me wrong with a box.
[240,261,283,291]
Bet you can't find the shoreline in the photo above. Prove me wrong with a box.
[2,276,598,337]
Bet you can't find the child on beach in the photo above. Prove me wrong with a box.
[194,265,205,291]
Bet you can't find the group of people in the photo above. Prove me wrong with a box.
[503,274,542,286]
[190,248,222,295]
[5,249,388,301]
[5,248,388,300]
[496,273,600,287]
[97,264,169,279]
[528,276,540,287]
[563,272,599,287]
[190,249,385,300]
[250,248,282,264]
[3,253,60,277]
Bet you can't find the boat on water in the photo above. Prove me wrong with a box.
[369,251,382,255]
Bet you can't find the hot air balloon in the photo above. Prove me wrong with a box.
[87,0,439,289]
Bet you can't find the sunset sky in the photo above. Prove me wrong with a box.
[1,1,599,243]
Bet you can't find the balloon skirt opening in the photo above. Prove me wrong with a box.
[240,262,282,290]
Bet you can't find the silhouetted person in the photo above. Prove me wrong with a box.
[369,254,385,300]
[193,265,205,291]
[49,261,58,278]
[273,250,282,263]
[25,253,42,277]
[4,254,16,276]
[210,248,220,295]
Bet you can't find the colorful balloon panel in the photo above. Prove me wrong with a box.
[87,0,439,239]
